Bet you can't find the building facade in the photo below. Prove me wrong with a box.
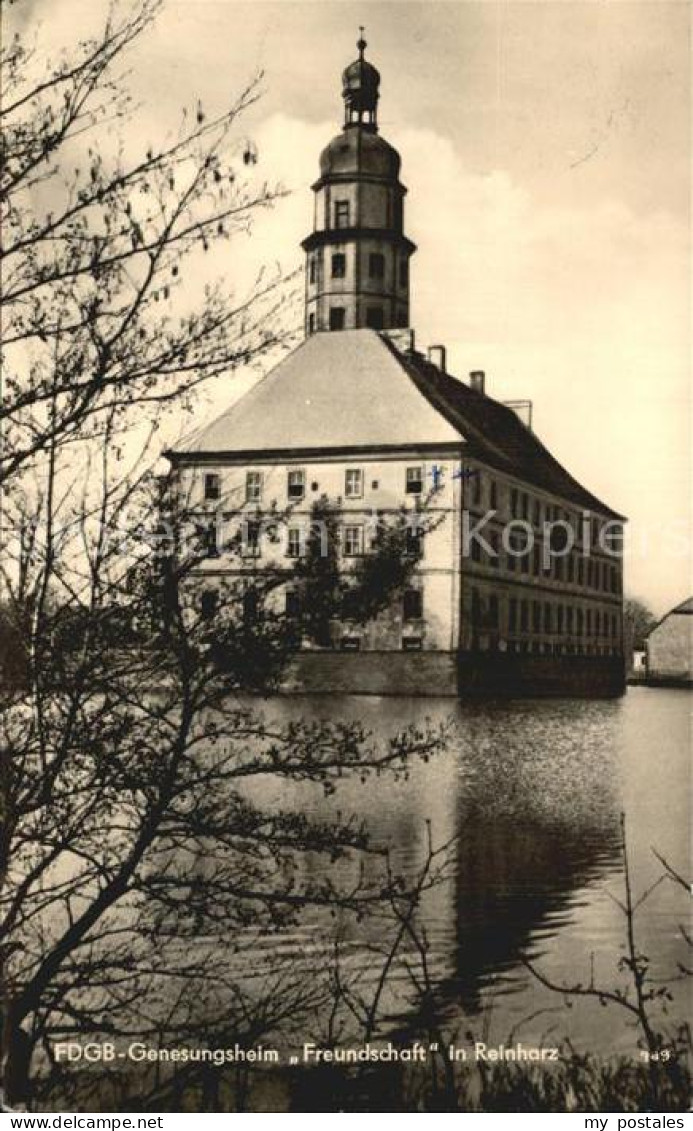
[166,39,626,697]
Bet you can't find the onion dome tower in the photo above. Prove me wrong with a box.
[301,33,416,335]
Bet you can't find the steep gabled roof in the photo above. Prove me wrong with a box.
[167,328,624,520]
[393,344,625,519]
[671,597,693,615]
[169,330,459,455]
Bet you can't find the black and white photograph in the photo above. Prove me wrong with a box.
[0,0,690,1118]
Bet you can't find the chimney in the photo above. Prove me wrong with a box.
[382,328,415,353]
[469,370,486,395]
[427,344,446,372]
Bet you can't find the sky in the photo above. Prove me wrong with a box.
[14,0,692,614]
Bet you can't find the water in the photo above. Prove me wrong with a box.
[233,686,690,1060]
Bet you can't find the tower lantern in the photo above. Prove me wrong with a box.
[301,35,416,336]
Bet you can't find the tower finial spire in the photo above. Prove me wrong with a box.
[357,27,366,57]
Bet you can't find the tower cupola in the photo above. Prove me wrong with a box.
[342,32,380,129]
[301,34,416,336]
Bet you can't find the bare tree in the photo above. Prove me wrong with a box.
[0,2,447,1110]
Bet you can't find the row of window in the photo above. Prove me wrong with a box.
[201,587,423,624]
[327,198,403,232]
[308,305,408,333]
[203,466,426,504]
[309,251,407,284]
[200,520,422,560]
[471,590,620,639]
[470,532,621,593]
[471,473,620,547]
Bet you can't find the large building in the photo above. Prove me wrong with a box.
[166,38,626,697]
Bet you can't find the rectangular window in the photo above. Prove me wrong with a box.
[488,594,499,628]
[204,472,220,501]
[406,527,422,557]
[287,527,303,558]
[544,605,552,634]
[533,602,541,632]
[520,600,529,632]
[399,258,408,287]
[406,466,423,495]
[309,257,316,284]
[369,252,385,279]
[366,306,384,329]
[334,200,350,228]
[332,253,346,278]
[202,522,219,558]
[557,606,564,634]
[343,525,364,557]
[533,500,541,526]
[200,590,217,621]
[344,468,363,498]
[402,636,422,651]
[243,520,260,557]
[489,480,498,509]
[472,471,482,506]
[567,607,574,633]
[308,312,316,335]
[329,306,345,331]
[287,469,305,500]
[245,470,262,503]
[510,488,518,518]
[509,597,518,632]
[403,588,423,621]
[285,590,301,618]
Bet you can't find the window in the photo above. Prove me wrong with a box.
[406,466,423,495]
[332,253,346,278]
[577,609,584,637]
[533,500,541,526]
[509,597,518,633]
[405,527,422,557]
[369,253,385,279]
[243,589,258,624]
[522,493,529,521]
[510,488,519,518]
[403,589,423,621]
[334,200,350,228]
[204,472,220,501]
[520,600,529,632]
[329,307,345,331]
[343,525,363,557]
[488,595,499,629]
[243,520,260,557]
[472,471,482,506]
[366,306,384,329]
[489,480,498,509]
[308,313,315,335]
[201,522,218,558]
[287,527,303,558]
[533,601,541,632]
[532,545,541,576]
[396,310,407,328]
[567,607,574,633]
[344,468,363,498]
[246,470,262,503]
[200,590,217,621]
[399,258,408,287]
[402,636,422,651]
[285,590,301,618]
[309,257,316,284]
[557,606,564,634]
[340,635,361,651]
[586,609,592,635]
[544,605,552,634]
[287,469,305,500]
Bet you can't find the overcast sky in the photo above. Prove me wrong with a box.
[18,0,692,614]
